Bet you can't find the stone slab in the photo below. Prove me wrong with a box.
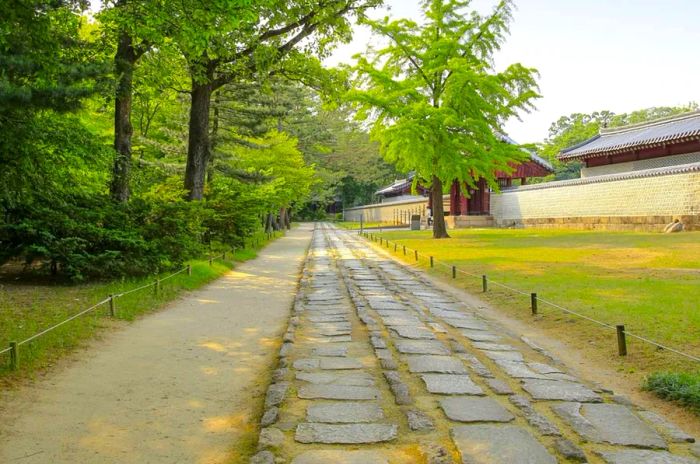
[265,382,289,408]
[395,339,450,355]
[309,335,352,343]
[443,318,490,331]
[483,350,525,363]
[522,379,602,402]
[597,450,698,464]
[313,345,348,357]
[494,361,549,379]
[390,326,436,340]
[306,401,383,423]
[638,410,695,443]
[319,357,363,370]
[552,402,666,449]
[406,355,468,374]
[295,423,397,444]
[296,372,374,386]
[460,330,501,342]
[291,450,389,464]
[451,424,556,464]
[421,374,484,395]
[472,342,516,352]
[485,379,514,395]
[441,397,514,423]
[298,384,380,400]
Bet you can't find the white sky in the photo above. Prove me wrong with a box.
[326,0,700,144]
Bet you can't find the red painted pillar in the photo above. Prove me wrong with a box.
[459,183,468,216]
[449,180,460,216]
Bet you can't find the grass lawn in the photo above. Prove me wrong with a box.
[372,228,700,379]
[0,230,284,384]
[336,220,397,230]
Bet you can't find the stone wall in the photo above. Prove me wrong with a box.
[343,163,700,232]
[492,163,700,231]
[343,198,429,223]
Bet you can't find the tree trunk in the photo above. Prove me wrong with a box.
[431,175,450,238]
[184,63,214,201]
[208,90,221,184]
[110,31,138,203]
[265,212,274,233]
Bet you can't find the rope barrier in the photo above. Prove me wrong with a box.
[1,249,239,363]
[359,227,700,364]
[18,298,111,346]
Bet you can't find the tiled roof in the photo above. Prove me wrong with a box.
[502,161,700,193]
[559,111,700,161]
[497,133,554,172]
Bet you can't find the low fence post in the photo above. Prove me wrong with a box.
[452,266,456,279]
[414,250,418,261]
[403,245,406,255]
[394,243,397,252]
[154,278,160,297]
[482,275,488,292]
[617,325,627,356]
[187,264,192,276]
[209,257,213,266]
[9,341,18,370]
[531,293,538,315]
[109,294,116,317]
[430,256,434,268]
[223,251,226,260]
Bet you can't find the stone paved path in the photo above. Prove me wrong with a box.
[253,223,699,464]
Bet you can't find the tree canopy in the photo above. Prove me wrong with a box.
[349,0,539,237]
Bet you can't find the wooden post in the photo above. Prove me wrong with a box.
[482,275,488,292]
[187,264,192,276]
[430,256,434,267]
[9,341,18,370]
[223,251,226,260]
[403,245,406,255]
[394,243,397,252]
[209,257,213,266]
[414,250,418,261]
[531,293,538,315]
[155,278,160,297]
[109,294,116,317]
[452,266,456,279]
[617,325,627,356]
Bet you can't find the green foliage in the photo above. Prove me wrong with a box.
[644,372,700,414]
[1,189,206,281]
[350,0,539,188]
[0,1,106,113]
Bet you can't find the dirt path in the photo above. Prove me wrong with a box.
[0,224,313,464]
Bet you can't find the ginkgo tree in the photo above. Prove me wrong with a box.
[349,0,540,238]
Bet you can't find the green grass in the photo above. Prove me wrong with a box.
[337,221,398,230]
[372,228,700,376]
[0,230,284,383]
[644,372,700,413]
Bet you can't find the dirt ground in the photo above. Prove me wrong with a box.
[0,224,313,464]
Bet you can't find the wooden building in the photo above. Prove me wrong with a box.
[559,111,700,177]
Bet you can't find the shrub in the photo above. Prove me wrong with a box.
[643,372,700,414]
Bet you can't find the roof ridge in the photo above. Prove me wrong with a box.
[600,110,700,135]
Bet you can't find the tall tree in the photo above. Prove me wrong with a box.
[163,0,381,200]
[350,0,539,237]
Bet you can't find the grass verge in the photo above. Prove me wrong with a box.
[0,230,284,385]
[644,372,700,414]
[367,227,700,392]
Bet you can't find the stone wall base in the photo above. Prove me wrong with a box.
[495,215,700,232]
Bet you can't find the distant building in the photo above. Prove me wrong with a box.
[559,111,700,177]
[345,112,700,231]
